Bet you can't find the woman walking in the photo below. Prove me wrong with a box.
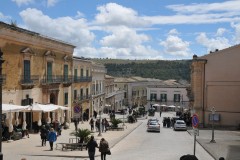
[99,138,109,160]
[47,128,57,151]
[40,125,48,146]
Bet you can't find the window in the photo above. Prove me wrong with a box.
[86,69,89,77]
[86,88,89,98]
[150,93,157,101]
[160,94,167,102]
[64,92,68,105]
[74,69,78,81]
[132,91,137,96]
[80,88,84,100]
[47,62,52,82]
[174,94,181,102]
[81,68,84,77]
[64,64,68,81]
[74,90,77,100]
[23,60,31,83]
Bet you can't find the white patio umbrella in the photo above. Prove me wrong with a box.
[168,105,176,108]
[152,104,160,107]
[2,104,29,113]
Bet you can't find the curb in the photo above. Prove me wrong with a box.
[187,130,216,160]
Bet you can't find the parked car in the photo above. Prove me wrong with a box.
[173,120,187,131]
[147,121,160,132]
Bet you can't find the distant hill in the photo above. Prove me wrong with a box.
[92,58,192,82]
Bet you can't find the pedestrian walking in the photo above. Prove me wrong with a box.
[40,125,48,146]
[87,135,98,160]
[102,118,106,132]
[89,118,94,131]
[47,128,57,151]
[74,118,79,131]
[160,110,162,117]
[94,110,98,119]
[99,138,110,160]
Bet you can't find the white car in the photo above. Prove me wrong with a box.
[174,120,187,131]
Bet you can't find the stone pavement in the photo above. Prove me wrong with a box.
[2,113,143,159]
[191,129,240,160]
[2,112,240,160]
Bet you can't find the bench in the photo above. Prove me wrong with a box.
[108,127,124,131]
[56,143,87,151]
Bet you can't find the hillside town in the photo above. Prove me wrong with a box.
[0,20,240,160]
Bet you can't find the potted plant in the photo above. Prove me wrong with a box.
[111,118,122,128]
[70,128,91,143]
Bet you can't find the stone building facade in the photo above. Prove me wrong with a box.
[0,22,75,126]
[72,57,92,120]
[191,46,240,128]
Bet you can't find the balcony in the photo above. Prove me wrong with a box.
[62,76,73,87]
[73,76,92,83]
[20,75,39,89]
[41,75,63,85]
[73,95,91,103]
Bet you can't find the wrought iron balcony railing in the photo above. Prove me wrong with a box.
[73,76,92,83]
[20,75,39,85]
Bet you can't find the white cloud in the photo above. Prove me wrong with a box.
[216,28,226,36]
[94,3,150,27]
[100,26,149,48]
[166,1,240,14]
[0,12,11,22]
[168,29,179,35]
[196,32,230,52]
[47,0,58,7]
[19,8,95,48]
[12,0,34,6]
[160,31,191,57]
[231,22,240,43]
[143,1,240,25]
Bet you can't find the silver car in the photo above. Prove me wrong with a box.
[174,120,187,131]
[147,121,160,132]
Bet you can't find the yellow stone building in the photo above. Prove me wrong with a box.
[0,22,75,127]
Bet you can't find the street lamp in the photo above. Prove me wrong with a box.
[98,101,102,137]
[210,107,216,143]
[0,48,4,160]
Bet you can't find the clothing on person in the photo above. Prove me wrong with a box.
[180,154,198,160]
[87,136,98,160]
[89,118,94,131]
[99,138,109,160]
[47,128,57,151]
[40,125,48,146]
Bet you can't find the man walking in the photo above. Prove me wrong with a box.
[87,136,98,160]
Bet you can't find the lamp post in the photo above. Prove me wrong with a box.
[98,101,102,137]
[210,107,216,143]
[0,48,4,160]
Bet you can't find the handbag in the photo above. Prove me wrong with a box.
[106,148,111,155]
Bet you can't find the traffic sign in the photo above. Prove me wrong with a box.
[193,128,199,136]
[74,106,81,113]
[192,114,199,128]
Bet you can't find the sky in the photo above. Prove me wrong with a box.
[1,0,240,60]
